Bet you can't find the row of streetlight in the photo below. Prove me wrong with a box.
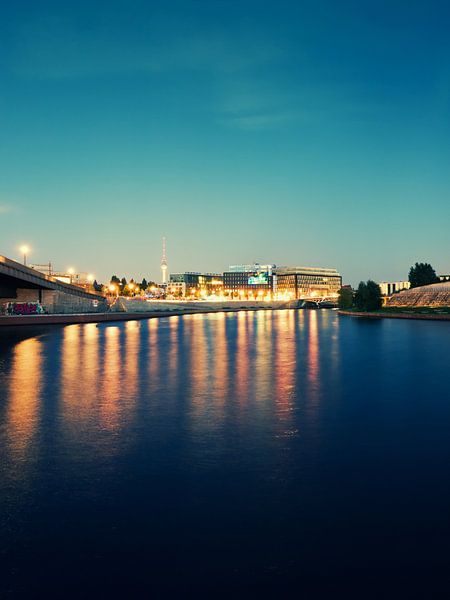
[17,244,95,286]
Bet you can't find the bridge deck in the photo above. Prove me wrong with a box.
[0,255,104,300]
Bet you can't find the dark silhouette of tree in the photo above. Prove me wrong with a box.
[408,262,439,288]
[93,279,103,292]
[110,275,120,284]
[338,286,353,309]
[141,278,148,290]
[355,280,382,311]
[121,277,127,288]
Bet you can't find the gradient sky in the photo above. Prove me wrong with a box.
[1,0,449,284]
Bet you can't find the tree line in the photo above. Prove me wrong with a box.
[338,262,441,312]
[90,275,158,296]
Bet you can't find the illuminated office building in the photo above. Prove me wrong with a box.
[223,265,274,298]
[169,273,223,297]
[275,266,341,299]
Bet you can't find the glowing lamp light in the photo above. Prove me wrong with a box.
[19,244,30,265]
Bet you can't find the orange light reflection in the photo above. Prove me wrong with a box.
[7,337,43,460]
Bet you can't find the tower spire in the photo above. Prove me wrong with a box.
[161,236,168,284]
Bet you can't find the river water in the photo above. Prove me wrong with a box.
[1,310,450,596]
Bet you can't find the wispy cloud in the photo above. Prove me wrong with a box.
[9,15,281,79]
[220,111,298,131]
[0,204,14,214]
[216,75,388,131]
[214,77,298,130]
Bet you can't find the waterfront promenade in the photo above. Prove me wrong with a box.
[0,299,300,327]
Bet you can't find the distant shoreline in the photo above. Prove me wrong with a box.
[338,310,450,322]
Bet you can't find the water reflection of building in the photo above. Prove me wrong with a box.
[273,310,296,432]
[7,337,43,460]
[210,313,229,409]
[235,312,251,403]
[189,315,209,413]
[307,310,320,397]
[124,321,140,401]
[61,325,102,433]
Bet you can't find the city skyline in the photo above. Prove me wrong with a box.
[3,237,446,287]
[1,1,450,283]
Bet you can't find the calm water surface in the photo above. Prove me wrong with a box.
[1,310,450,596]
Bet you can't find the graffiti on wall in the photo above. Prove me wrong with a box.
[3,302,45,315]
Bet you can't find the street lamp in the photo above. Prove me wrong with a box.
[19,245,30,266]
[67,267,75,285]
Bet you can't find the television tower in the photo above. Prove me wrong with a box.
[161,236,168,284]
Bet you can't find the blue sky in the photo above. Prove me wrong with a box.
[1,0,449,283]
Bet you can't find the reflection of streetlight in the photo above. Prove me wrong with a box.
[20,245,30,266]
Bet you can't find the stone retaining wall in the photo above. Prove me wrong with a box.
[339,310,450,321]
[2,288,108,314]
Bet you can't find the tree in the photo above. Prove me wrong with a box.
[110,275,120,285]
[355,280,382,311]
[354,282,367,311]
[338,286,354,309]
[408,262,439,288]
[141,278,148,290]
[93,279,103,292]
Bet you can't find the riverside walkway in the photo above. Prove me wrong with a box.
[0,300,300,327]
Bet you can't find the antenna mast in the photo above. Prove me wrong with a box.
[161,236,168,284]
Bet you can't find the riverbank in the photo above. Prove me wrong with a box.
[0,300,299,327]
[339,309,450,321]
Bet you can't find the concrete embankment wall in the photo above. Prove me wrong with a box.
[339,310,450,321]
[0,299,301,327]
[112,298,300,313]
[4,288,108,314]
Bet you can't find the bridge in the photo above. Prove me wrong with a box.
[0,255,107,314]
[299,296,339,308]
